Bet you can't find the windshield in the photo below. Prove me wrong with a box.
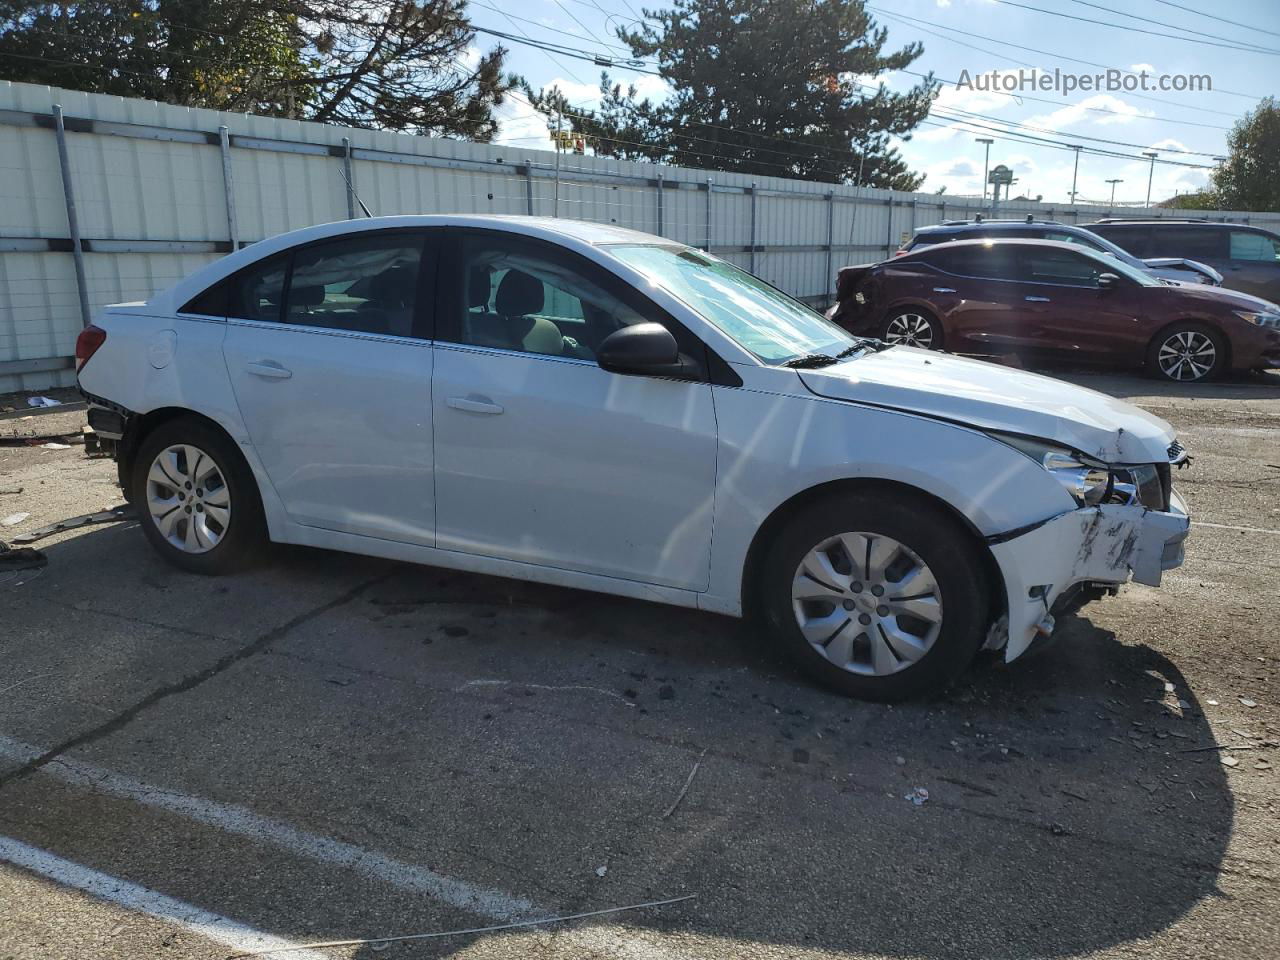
[607,244,857,364]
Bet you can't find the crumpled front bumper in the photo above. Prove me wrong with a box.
[988,490,1190,661]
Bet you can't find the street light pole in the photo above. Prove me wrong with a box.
[1106,178,1123,210]
[1069,145,1082,204]
[1143,151,1158,209]
[975,138,994,207]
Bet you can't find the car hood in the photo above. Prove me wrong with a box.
[798,347,1175,464]
[1158,282,1279,312]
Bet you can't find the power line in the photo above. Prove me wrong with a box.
[872,6,1261,111]
[991,0,1279,56]
[471,26,662,76]
[1069,0,1280,54]
[470,1,637,55]
[1148,0,1280,39]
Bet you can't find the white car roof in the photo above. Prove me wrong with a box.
[145,215,677,314]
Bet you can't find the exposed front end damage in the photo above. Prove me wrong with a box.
[987,490,1190,661]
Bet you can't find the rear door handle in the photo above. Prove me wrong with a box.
[933,287,956,293]
[447,395,504,415]
[1024,296,1051,302]
[245,360,292,379]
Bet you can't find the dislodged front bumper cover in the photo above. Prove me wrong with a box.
[988,490,1190,661]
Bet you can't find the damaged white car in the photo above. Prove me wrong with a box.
[76,216,1190,701]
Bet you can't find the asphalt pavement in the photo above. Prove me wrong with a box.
[1,371,1277,959]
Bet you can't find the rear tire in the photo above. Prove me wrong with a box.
[132,416,266,574]
[881,308,943,350]
[1146,322,1226,383]
[756,491,990,702]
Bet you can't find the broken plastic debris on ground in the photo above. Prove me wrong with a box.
[904,787,930,805]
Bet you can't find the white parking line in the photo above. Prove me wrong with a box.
[0,835,329,960]
[0,736,684,959]
[0,735,535,921]
[1192,520,1280,536]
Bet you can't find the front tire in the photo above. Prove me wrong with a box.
[1146,323,1226,382]
[757,492,990,701]
[132,417,266,574]
[881,308,943,350]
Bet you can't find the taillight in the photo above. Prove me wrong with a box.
[75,324,107,371]
[893,249,909,257]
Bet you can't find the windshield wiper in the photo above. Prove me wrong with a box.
[781,353,839,368]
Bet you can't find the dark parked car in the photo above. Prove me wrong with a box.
[901,218,1223,286]
[1089,220,1280,304]
[828,238,1280,382]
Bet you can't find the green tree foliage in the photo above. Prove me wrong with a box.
[527,0,937,188]
[1212,96,1280,213]
[0,1,514,139]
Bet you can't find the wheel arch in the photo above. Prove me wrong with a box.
[740,477,1006,627]
[119,407,246,501]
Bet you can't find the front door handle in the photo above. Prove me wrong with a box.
[246,360,292,379]
[933,287,956,293]
[1024,296,1051,302]
[447,395,504,415]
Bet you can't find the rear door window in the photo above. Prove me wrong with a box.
[1150,227,1225,260]
[230,254,289,323]
[1092,225,1151,257]
[285,234,425,337]
[928,245,1018,280]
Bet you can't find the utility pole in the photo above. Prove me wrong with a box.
[553,110,562,218]
[1069,145,1082,204]
[1143,151,1158,209]
[975,137,994,205]
[1106,178,1123,209]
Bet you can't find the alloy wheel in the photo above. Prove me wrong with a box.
[1157,330,1216,381]
[145,444,231,554]
[791,532,943,676]
[884,313,935,349]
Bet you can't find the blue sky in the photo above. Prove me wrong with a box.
[463,0,1278,205]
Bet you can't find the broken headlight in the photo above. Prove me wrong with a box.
[993,434,1168,509]
[994,434,1112,506]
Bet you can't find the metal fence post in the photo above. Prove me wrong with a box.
[825,192,835,297]
[656,174,664,236]
[52,104,92,329]
[525,160,535,216]
[218,125,239,250]
[885,198,895,257]
[749,183,758,274]
[342,137,355,220]
[704,178,713,251]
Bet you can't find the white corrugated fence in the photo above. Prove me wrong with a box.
[3,80,1278,392]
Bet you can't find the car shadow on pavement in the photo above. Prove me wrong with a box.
[1,528,1235,960]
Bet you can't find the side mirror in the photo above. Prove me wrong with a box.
[1097,272,1120,291]
[597,323,688,377]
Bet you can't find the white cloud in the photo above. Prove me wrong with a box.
[494,95,554,151]
[1130,63,1156,73]
[1025,93,1154,130]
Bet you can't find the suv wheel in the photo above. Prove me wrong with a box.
[132,417,266,574]
[757,492,990,701]
[1147,323,1226,382]
[882,309,942,350]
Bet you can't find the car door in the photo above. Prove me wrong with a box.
[220,229,438,545]
[430,230,718,591]
[1013,246,1146,359]
[919,244,1023,351]
[1227,230,1280,301]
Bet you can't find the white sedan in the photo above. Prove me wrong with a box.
[76,215,1190,701]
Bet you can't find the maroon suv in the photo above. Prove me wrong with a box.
[828,239,1280,382]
